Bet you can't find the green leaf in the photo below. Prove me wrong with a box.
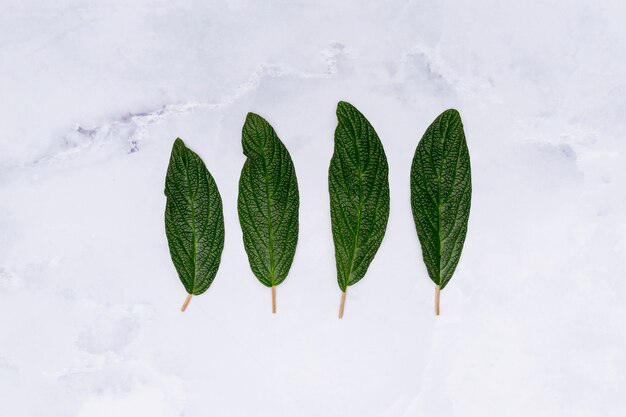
[329,101,390,293]
[410,109,472,290]
[237,113,300,288]
[164,138,225,298]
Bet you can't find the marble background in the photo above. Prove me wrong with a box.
[1,1,625,416]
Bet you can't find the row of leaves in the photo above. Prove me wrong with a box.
[164,101,471,316]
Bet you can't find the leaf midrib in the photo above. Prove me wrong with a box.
[436,115,451,288]
[263,140,276,285]
[184,150,198,294]
[343,121,365,290]
[436,165,442,286]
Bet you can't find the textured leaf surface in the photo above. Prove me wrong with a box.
[410,109,472,290]
[237,113,299,287]
[329,101,390,292]
[164,138,225,295]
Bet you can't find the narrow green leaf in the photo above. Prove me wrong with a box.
[237,113,300,291]
[329,101,390,294]
[164,138,225,302]
[410,109,472,292]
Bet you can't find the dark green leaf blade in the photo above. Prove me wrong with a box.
[410,109,472,290]
[329,101,390,292]
[164,138,225,296]
[237,113,300,288]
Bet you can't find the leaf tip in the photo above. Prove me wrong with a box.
[244,112,266,126]
[442,108,462,121]
[336,100,353,112]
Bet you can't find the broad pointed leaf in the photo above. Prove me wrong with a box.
[237,113,299,288]
[164,138,225,297]
[329,101,390,293]
[410,109,472,290]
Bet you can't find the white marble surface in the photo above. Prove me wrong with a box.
[1,1,625,416]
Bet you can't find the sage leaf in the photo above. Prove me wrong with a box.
[237,113,299,313]
[164,138,225,312]
[410,109,472,315]
[329,101,390,318]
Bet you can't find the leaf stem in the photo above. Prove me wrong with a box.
[338,288,347,319]
[272,285,276,314]
[435,285,440,316]
[181,293,193,312]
